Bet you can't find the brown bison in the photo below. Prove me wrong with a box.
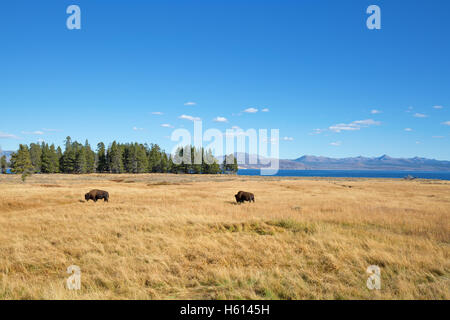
[235,191,255,203]
[85,189,109,202]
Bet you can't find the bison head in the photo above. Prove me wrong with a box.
[84,193,90,201]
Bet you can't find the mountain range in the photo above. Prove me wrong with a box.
[222,153,450,171]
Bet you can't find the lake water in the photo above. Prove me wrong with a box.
[238,169,450,180]
[3,169,450,180]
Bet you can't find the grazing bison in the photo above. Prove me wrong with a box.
[85,189,109,202]
[235,191,255,203]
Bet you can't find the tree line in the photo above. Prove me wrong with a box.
[4,137,238,175]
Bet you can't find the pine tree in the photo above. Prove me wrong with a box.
[168,155,175,173]
[148,144,162,173]
[191,146,202,174]
[84,140,96,173]
[123,144,133,173]
[160,152,169,173]
[135,144,148,173]
[232,156,239,173]
[29,143,42,173]
[50,144,60,173]
[10,145,33,174]
[203,149,219,174]
[222,154,237,173]
[40,143,52,173]
[209,159,221,174]
[96,142,107,173]
[222,156,227,173]
[74,143,87,174]
[56,146,63,173]
[201,149,210,174]
[182,145,192,173]
[108,141,124,173]
[61,137,76,173]
[0,155,7,174]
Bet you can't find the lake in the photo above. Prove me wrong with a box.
[3,169,450,180]
[238,169,450,180]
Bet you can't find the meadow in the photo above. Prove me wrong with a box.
[0,173,448,299]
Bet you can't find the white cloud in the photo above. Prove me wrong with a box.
[330,141,342,146]
[184,102,197,106]
[133,127,144,131]
[371,109,382,114]
[282,136,294,141]
[413,113,428,118]
[0,132,20,139]
[328,119,380,133]
[432,136,444,139]
[404,128,413,132]
[261,108,269,112]
[329,124,360,132]
[151,112,163,115]
[179,114,201,121]
[231,126,241,130]
[406,106,414,113]
[243,107,258,113]
[21,130,44,135]
[213,116,228,123]
[416,141,421,144]
[161,124,174,128]
[442,121,450,126]
[433,105,443,109]
[352,119,381,126]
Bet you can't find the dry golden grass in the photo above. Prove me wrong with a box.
[0,173,449,300]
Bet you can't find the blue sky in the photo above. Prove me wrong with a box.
[1,0,449,159]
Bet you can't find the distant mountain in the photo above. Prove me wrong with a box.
[293,154,450,171]
[0,151,13,162]
[229,153,450,171]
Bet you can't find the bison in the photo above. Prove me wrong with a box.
[235,191,255,203]
[85,189,109,202]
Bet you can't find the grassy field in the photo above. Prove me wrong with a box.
[0,173,448,300]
